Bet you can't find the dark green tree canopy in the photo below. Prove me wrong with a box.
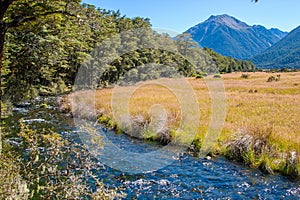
[0,0,257,117]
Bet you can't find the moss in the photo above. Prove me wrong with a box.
[268,158,286,173]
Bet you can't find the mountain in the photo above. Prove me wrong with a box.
[186,14,288,59]
[252,26,300,69]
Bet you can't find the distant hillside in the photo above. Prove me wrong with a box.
[203,47,256,73]
[252,26,300,69]
[186,14,288,59]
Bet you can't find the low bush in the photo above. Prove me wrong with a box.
[267,74,281,82]
[241,73,250,79]
[195,74,203,79]
[1,121,123,199]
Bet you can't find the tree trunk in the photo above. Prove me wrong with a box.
[0,21,7,120]
[0,22,6,153]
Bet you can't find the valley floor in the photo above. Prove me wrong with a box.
[69,72,300,178]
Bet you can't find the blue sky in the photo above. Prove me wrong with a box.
[82,0,299,34]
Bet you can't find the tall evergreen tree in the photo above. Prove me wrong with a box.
[0,0,80,116]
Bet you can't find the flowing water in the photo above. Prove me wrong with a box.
[4,98,300,199]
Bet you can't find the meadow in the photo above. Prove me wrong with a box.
[71,72,300,177]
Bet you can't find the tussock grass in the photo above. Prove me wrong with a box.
[69,72,300,178]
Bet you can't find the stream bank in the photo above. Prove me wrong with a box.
[61,94,300,180]
[3,97,300,198]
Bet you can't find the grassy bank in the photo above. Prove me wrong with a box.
[68,72,300,179]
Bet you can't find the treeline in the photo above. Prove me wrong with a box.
[203,47,256,73]
[3,3,151,103]
[2,2,256,104]
[77,32,218,88]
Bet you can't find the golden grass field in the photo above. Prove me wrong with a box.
[91,72,300,152]
[68,71,300,176]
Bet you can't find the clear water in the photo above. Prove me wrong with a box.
[4,98,300,199]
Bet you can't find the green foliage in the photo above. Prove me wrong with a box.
[193,71,208,79]
[142,129,157,142]
[0,121,122,199]
[188,136,202,155]
[201,72,208,77]
[39,103,48,108]
[98,115,118,130]
[1,1,258,104]
[195,74,203,79]
[203,47,256,73]
[2,1,152,103]
[213,74,222,78]
[0,150,29,199]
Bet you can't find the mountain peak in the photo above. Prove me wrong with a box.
[186,14,288,59]
[205,14,249,30]
[208,14,232,21]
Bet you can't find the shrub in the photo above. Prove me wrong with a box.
[241,73,250,79]
[195,74,203,79]
[1,121,122,199]
[267,74,280,82]
[248,89,258,93]
[193,72,207,79]
[201,72,208,77]
[213,74,222,78]
[0,151,29,199]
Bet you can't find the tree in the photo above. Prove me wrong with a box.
[175,33,199,58]
[0,0,79,118]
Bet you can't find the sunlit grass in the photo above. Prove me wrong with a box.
[70,72,300,176]
[91,72,300,151]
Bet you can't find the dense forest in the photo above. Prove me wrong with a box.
[203,47,256,73]
[1,1,256,108]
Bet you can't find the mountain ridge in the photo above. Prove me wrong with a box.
[186,14,288,59]
[252,25,300,69]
